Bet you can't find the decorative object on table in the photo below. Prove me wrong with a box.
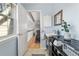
[54,10,63,26]
[57,30,61,38]
[61,20,71,40]
[53,40,63,47]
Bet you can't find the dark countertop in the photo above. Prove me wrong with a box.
[52,35,79,52]
[52,44,67,56]
[48,36,67,56]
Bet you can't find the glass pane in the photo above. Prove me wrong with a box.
[0,18,13,37]
[0,21,8,37]
[0,3,15,38]
[0,26,8,30]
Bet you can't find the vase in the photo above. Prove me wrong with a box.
[64,32,71,40]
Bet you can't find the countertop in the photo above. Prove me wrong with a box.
[52,35,79,52]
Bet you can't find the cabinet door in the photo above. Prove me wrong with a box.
[42,16,51,27]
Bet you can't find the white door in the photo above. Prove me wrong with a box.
[18,4,28,56]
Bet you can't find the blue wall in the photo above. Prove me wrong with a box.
[22,3,79,41]
[0,36,18,56]
[22,3,57,16]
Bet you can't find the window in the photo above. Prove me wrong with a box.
[0,3,14,37]
[0,3,8,12]
[0,18,13,37]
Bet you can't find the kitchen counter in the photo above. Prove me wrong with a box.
[54,36,79,51]
[46,34,79,56]
[52,35,79,55]
[48,36,67,56]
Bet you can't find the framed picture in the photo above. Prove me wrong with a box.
[54,10,63,26]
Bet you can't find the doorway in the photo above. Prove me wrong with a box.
[18,5,41,55]
[27,10,41,49]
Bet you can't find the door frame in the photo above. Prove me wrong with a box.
[26,10,42,49]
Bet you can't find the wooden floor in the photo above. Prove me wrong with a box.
[28,36,40,49]
[24,36,48,56]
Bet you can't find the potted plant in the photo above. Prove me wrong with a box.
[61,20,71,40]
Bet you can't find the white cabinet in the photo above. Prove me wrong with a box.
[42,15,51,27]
[40,15,52,49]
